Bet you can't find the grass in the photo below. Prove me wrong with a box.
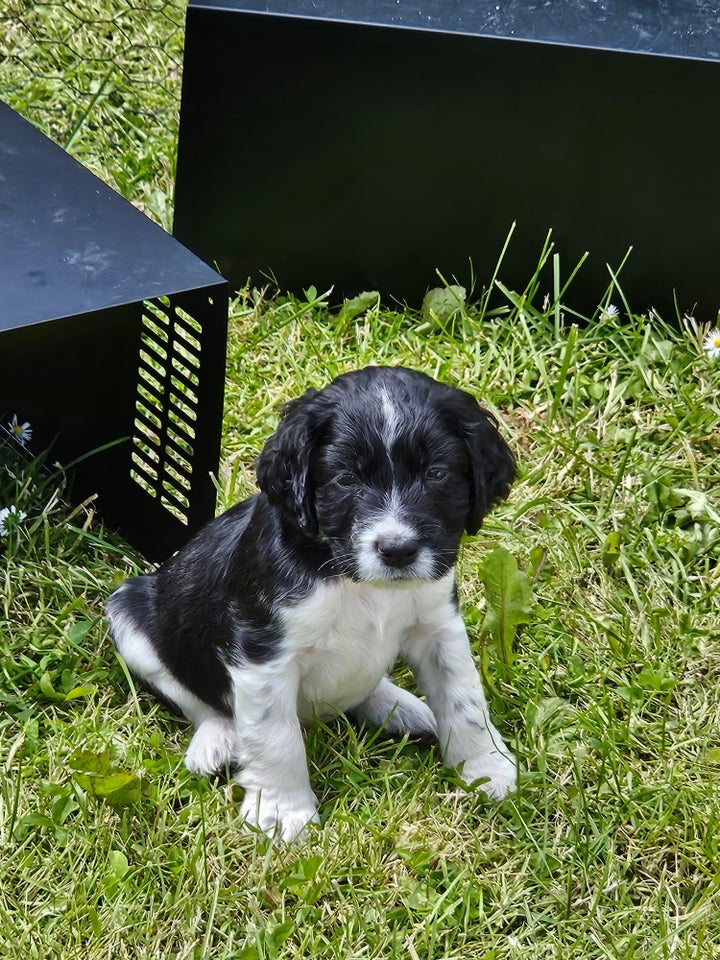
[2,5,720,959]
[0,0,183,230]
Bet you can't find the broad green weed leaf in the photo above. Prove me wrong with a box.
[671,487,720,523]
[66,619,93,644]
[336,290,379,324]
[38,672,63,701]
[73,770,141,805]
[281,854,324,902]
[528,544,551,583]
[51,792,78,826]
[108,850,130,881]
[479,547,532,672]
[421,284,466,325]
[37,673,97,703]
[235,948,261,960]
[69,748,114,775]
[636,664,676,692]
[13,812,54,842]
[63,684,98,700]
[69,749,142,806]
[602,531,622,569]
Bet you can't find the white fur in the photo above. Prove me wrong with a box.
[185,715,238,776]
[353,495,434,582]
[379,387,403,445]
[229,571,513,838]
[283,574,450,719]
[110,567,516,842]
[109,597,214,728]
[353,676,437,737]
[108,366,519,842]
[230,657,320,841]
[404,610,517,798]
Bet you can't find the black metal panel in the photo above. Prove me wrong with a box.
[124,287,229,557]
[0,100,223,329]
[187,0,720,61]
[0,100,228,562]
[174,2,720,317]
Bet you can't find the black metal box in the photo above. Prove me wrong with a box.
[174,0,720,317]
[0,100,228,561]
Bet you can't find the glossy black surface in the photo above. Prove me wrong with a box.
[0,100,222,332]
[190,0,720,60]
[1,100,228,561]
[174,5,720,317]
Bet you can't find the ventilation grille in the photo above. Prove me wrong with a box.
[130,298,202,524]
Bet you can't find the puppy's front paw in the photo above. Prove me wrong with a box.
[185,716,238,776]
[461,750,517,800]
[240,788,320,843]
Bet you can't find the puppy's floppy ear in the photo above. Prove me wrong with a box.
[453,395,517,536]
[255,388,326,535]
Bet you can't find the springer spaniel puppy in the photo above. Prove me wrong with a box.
[107,366,518,840]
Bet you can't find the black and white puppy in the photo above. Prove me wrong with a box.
[107,365,518,840]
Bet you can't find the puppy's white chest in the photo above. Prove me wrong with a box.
[281,579,439,720]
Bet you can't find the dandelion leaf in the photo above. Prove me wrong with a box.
[336,290,380,324]
[37,671,96,703]
[479,547,532,670]
[69,749,142,806]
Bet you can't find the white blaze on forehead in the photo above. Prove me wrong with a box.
[379,387,404,446]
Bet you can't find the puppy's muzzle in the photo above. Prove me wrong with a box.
[375,534,421,569]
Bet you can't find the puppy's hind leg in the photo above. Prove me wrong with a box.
[353,676,438,740]
[107,578,239,776]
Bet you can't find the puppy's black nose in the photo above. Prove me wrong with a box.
[376,535,420,568]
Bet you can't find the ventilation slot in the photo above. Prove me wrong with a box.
[130,300,202,524]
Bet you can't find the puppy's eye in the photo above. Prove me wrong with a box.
[334,471,357,487]
[426,466,449,482]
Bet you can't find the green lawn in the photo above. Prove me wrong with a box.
[1,4,720,958]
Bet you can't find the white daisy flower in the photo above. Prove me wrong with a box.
[0,505,26,537]
[8,415,32,446]
[601,303,619,321]
[703,328,720,359]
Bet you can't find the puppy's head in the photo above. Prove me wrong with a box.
[256,367,516,584]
